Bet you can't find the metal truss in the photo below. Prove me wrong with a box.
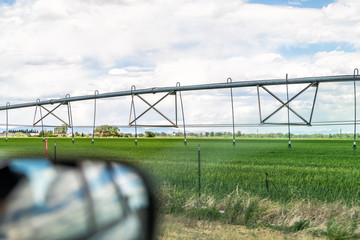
[128,83,187,145]
[32,94,75,144]
[129,91,177,127]
[1,74,359,111]
[257,81,319,126]
[1,70,360,148]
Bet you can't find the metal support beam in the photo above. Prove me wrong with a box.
[228,77,236,146]
[260,82,317,125]
[32,95,75,143]
[2,71,360,138]
[177,82,187,146]
[92,90,99,145]
[309,82,319,124]
[129,91,177,127]
[130,85,138,146]
[66,94,74,144]
[33,103,66,126]
[354,68,359,150]
[33,99,45,142]
[286,74,291,149]
[136,94,176,126]
[5,102,9,143]
[41,105,69,126]
[257,85,262,124]
[1,74,360,111]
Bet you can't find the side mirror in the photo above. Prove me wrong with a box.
[0,159,155,240]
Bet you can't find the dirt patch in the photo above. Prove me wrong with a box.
[156,215,326,240]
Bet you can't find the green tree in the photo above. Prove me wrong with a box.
[95,125,120,137]
[54,124,68,134]
[15,132,26,137]
[145,131,156,137]
[39,130,53,137]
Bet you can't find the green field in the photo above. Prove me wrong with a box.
[1,137,360,205]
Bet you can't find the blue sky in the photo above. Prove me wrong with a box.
[0,0,15,5]
[250,0,335,8]
[279,42,357,58]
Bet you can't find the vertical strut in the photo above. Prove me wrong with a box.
[131,86,138,146]
[228,78,236,146]
[354,68,358,150]
[177,82,187,146]
[257,85,263,124]
[66,94,74,144]
[286,74,291,149]
[5,102,9,143]
[36,99,45,142]
[175,91,178,126]
[92,90,99,145]
[309,82,319,124]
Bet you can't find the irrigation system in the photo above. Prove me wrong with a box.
[0,69,359,148]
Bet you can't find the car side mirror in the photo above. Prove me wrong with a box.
[0,158,155,240]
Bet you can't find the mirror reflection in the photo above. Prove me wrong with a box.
[0,159,154,240]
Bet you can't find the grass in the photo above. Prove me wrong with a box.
[2,137,360,238]
[157,215,325,240]
[1,137,360,204]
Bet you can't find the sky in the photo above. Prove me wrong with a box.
[0,0,360,134]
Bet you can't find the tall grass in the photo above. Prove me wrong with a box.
[3,137,360,236]
[1,137,360,204]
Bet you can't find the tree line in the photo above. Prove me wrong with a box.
[3,125,359,139]
[7,129,38,133]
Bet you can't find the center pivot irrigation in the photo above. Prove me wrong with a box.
[1,69,360,148]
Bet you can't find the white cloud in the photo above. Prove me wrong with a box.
[0,0,360,133]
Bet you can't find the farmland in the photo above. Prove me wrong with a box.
[1,137,360,204]
[2,137,360,237]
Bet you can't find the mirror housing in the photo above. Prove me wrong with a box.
[0,158,155,240]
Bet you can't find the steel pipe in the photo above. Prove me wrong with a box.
[1,74,359,111]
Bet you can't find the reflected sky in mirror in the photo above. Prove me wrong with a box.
[0,158,152,240]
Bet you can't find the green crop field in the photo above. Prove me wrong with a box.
[1,137,360,205]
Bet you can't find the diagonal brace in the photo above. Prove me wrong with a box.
[129,92,176,126]
[261,82,317,125]
[33,102,69,126]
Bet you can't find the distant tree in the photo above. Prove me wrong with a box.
[15,132,26,137]
[54,124,68,134]
[145,131,156,137]
[39,130,53,137]
[95,125,120,137]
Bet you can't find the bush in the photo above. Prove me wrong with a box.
[327,219,358,240]
[145,131,156,137]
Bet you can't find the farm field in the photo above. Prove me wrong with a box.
[1,137,360,204]
[1,137,360,238]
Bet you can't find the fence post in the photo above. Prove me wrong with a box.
[198,144,201,199]
[45,139,48,156]
[54,141,56,161]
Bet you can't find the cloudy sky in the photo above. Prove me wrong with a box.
[0,0,360,134]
